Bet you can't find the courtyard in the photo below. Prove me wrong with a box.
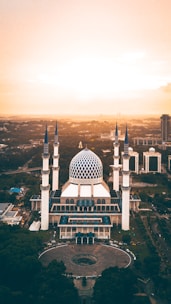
[39,243,131,277]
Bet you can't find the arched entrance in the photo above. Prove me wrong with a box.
[75,232,95,245]
[89,237,93,244]
[83,237,87,244]
[77,237,81,244]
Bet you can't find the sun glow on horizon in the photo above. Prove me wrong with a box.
[1,0,171,115]
[25,52,171,103]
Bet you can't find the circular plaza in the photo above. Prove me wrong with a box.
[39,243,131,277]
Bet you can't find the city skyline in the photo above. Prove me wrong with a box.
[1,0,171,116]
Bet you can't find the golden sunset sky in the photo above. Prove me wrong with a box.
[1,0,171,116]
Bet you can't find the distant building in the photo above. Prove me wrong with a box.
[9,187,23,194]
[143,148,161,173]
[160,114,171,142]
[0,203,22,225]
[101,129,124,141]
[128,147,139,174]
[168,155,171,171]
[30,195,41,210]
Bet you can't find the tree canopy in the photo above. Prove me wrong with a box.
[93,267,137,304]
[0,223,79,304]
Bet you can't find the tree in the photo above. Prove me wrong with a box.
[93,267,137,304]
[122,234,131,244]
[33,260,79,304]
[143,255,160,277]
[0,224,79,304]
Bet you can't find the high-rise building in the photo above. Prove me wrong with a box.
[160,114,171,142]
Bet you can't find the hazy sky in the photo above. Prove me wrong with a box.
[1,0,171,116]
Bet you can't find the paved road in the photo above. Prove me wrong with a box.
[1,166,42,175]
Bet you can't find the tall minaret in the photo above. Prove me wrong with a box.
[41,126,50,230]
[121,126,130,231]
[112,123,120,191]
[52,122,59,191]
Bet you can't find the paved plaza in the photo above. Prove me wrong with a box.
[40,243,131,276]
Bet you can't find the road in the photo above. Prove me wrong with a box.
[1,166,42,175]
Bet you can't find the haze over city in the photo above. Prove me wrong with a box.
[1,0,171,116]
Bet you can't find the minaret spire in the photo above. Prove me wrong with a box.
[52,122,60,191]
[110,123,120,191]
[115,122,118,144]
[41,126,50,230]
[124,124,129,154]
[54,121,58,144]
[44,124,49,154]
[121,125,130,231]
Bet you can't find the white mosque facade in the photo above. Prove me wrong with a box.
[30,124,141,243]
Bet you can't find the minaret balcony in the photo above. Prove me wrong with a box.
[121,186,130,191]
[122,153,130,159]
[53,155,59,159]
[42,153,50,159]
[40,184,50,191]
[113,155,119,159]
[41,169,50,175]
[52,166,60,171]
[110,165,120,170]
[122,170,130,175]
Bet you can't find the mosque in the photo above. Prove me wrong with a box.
[30,123,141,244]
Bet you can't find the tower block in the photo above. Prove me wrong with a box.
[121,126,130,231]
[41,126,50,230]
[52,122,60,191]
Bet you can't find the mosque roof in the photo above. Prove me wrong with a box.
[61,183,110,198]
[59,215,111,226]
[69,148,103,183]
